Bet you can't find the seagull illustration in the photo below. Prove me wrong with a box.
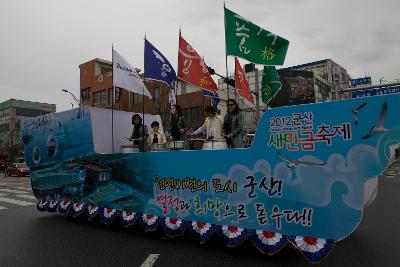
[362,101,388,139]
[352,102,367,125]
[277,151,326,170]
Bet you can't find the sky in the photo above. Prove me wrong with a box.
[0,0,399,112]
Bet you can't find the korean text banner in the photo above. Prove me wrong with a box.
[225,7,289,66]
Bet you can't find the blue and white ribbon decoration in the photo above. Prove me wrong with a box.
[71,202,86,218]
[47,200,59,213]
[186,221,216,243]
[100,207,118,225]
[289,236,335,263]
[86,205,100,221]
[58,199,72,214]
[217,225,247,247]
[37,199,48,212]
[161,217,184,237]
[249,230,288,255]
[139,214,160,232]
[121,210,138,227]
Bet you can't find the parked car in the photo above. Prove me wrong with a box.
[0,161,11,173]
[7,162,30,177]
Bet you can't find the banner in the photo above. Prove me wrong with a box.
[261,66,282,104]
[177,35,218,94]
[270,70,315,107]
[113,49,152,99]
[144,38,177,105]
[225,7,289,65]
[234,57,255,105]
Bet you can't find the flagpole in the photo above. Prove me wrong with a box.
[111,44,115,153]
[176,28,181,106]
[143,35,146,151]
[223,2,230,105]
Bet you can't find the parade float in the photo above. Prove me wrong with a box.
[21,92,400,263]
[19,5,400,263]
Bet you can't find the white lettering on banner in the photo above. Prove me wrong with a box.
[113,49,152,98]
[152,50,172,78]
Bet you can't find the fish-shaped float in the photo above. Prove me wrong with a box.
[21,94,400,263]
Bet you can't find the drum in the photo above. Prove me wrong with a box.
[189,138,205,150]
[166,141,187,150]
[150,143,167,151]
[120,145,140,153]
[202,139,228,150]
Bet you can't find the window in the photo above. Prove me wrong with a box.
[100,90,107,105]
[15,108,47,117]
[184,106,203,122]
[81,87,91,102]
[108,88,113,105]
[154,87,161,101]
[134,94,143,104]
[93,92,100,105]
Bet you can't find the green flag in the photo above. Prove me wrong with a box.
[224,7,289,65]
[261,66,282,104]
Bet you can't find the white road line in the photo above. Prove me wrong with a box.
[140,254,160,267]
[0,206,7,210]
[0,189,30,194]
[15,187,32,191]
[0,193,8,196]
[15,194,37,200]
[0,197,35,206]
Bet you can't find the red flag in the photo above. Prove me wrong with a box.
[178,35,218,94]
[235,58,255,105]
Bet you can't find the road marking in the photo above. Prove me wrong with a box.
[0,206,7,210]
[15,187,32,191]
[0,197,35,206]
[15,194,37,200]
[0,189,30,194]
[140,254,160,267]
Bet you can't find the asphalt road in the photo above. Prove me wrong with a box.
[0,165,399,267]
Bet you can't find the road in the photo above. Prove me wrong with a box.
[0,165,399,267]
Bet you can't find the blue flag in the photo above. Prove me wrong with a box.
[144,38,177,104]
[203,90,220,111]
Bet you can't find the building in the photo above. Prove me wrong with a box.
[279,59,351,101]
[79,58,211,131]
[0,99,56,160]
[217,59,351,131]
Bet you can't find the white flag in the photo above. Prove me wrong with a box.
[112,49,152,99]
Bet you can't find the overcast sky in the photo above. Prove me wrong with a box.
[0,0,399,111]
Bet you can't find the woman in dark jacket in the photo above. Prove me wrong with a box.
[169,104,187,141]
[223,99,244,148]
[130,114,148,151]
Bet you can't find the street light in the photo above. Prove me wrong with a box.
[61,89,80,106]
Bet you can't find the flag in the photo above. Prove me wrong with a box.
[203,90,220,110]
[261,66,282,104]
[144,38,177,105]
[113,48,152,98]
[225,7,289,65]
[235,57,255,105]
[178,35,218,95]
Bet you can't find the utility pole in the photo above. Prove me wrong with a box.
[254,68,261,124]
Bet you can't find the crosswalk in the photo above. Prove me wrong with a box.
[0,185,36,210]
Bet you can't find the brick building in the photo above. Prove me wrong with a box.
[79,58,210,130]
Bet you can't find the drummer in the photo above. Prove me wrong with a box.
[193,106,223,140]
[130,114,148,152]
[148,121,165,145]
